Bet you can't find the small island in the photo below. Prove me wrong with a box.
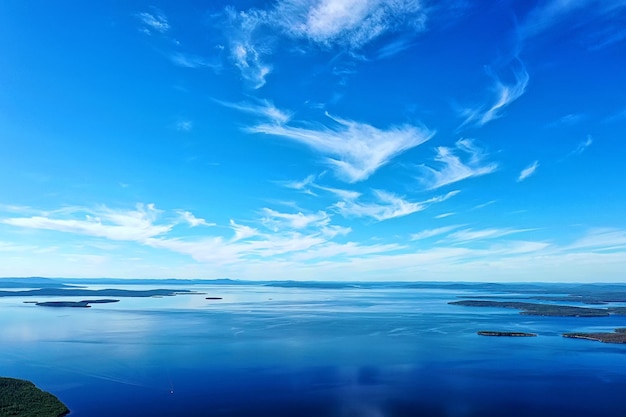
[563,328,626,344]
[0,377,69,417]
[477,331,537,337]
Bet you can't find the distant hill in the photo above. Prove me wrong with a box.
[0,278,76,289]
[58,278,241,286]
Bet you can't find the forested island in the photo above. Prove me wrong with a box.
[563,328,626,344]
[0,377,68,417]
[33,299,120,308]
[477,331,537,337]
[449,300,610,317]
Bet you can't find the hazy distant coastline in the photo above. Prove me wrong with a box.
[0,287,197,298]
[5,277,626,344]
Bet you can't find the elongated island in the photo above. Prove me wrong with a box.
[563,328,626,344]
[449,300,610,317]
[478,331,537,337]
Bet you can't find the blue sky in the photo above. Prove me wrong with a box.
[1,0,625,281]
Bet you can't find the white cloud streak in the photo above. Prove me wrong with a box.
[334,190,459,221]
[314,184,362,201]
[250,112,434,182]
[548,113,585,127]
[282,174,317,191]
[376,37,414,59]
[229,220,259,242]
[461,60,529,127]
[217,99,292,125]
[137,10,170,34]
[521,0,626,41]
[2,204,172,241]
[410,225,462,240]
[570,135,593,156]
[418,138,498,190]
[289,241,402,261]
[447,227,533,242]
[170,53,221,70]
[177,211,213,227]
[566,228,626,251]
[262,208,329,230]
[517,160,539,182]
[434,212,455,219]
[0,204,348,266]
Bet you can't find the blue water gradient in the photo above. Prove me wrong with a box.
[2,283,626,416]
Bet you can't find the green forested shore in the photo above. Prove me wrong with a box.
[0,377,68,417]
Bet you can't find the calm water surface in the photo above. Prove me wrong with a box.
[2,284,626,416]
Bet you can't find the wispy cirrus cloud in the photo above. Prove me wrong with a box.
[4,205,626,282]
[434,212,455,219]
[447,227,533,243]
[217,99,292,125]
[274,0,427,49]
[229,220,259,242]
[177,210,213,227]
[521,0,626,48]
[262,208,329,230]
[410,225,462,241]
[278,176,454,223]
[170,52,222,70]
[566,228,626,251]
[280,174,363,200]
[145,229,390,265]
[547,113,586,127]
[375,37,415,59]
[250,111,434,182]
[604,107,626,123]
[472,200,496,210]
[2,204,173,242]
[314,183,362,201]
[232,43,272,89]
[283,174,316,189]
[460,59,529,127]
[259,207,351,239]
[517,160,539,182]
[0,202,351,268]
[145,209,350,264]
[136,10,170,35]
[176,119,193,132]
[288,240,402,262]
[569,135,593,156]
[418,138,498,190]
[334,190,459,221]
[219,0,429,88]
[224,8,273,89]
[0,203,349,265]
[521,0,588,38]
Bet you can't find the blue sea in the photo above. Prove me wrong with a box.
[2,282,626,416]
